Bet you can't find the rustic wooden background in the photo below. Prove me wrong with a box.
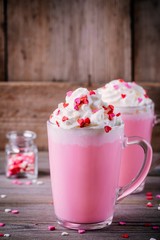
[0,0,160,151]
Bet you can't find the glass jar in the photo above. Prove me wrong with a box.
[5,131,38,179]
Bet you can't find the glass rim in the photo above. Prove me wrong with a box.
[113,101,154,110]
[6,130,37,140]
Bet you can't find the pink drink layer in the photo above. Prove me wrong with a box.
[48,127,123,224]
[119,113,154,187]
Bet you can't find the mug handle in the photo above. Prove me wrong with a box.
[117,136,152,201]
[154,114,160,125]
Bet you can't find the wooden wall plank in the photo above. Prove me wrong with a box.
[0,82,160,151]
[134,0,160,82]
[0,0,4,81]
[90,0,131,83]
[7,0,131,83]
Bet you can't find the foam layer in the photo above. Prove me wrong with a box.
[49,87,123,130]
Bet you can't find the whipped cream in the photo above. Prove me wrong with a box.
[98,79,152,107]
[49,87,123,131]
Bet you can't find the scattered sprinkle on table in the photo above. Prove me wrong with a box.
[0,195,7,199]
[0,223,5,227]
[146,202,153,207]
[36,181,44,185]
[12,180,23,185]
[4,209,11,213]
[61,232,69,236]
[152,226,159,230]
[32,179,37,183]
[144,223,151,227]
[48,226,56,231]
[146,195,153,200]
[119,221,126,226]
[4,233,10,237]
[25,181,32,185]
[146,192,153,196]
[121,233,129,238]
[78,229,85,234]
[156,194,160,199]
[11,210,19,214]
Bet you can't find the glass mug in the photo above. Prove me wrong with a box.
[115,102,159,192]
[47,121,152,230]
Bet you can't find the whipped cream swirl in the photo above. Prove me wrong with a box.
[49,87,122,131]
[98,79,152,107]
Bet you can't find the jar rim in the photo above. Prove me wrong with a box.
[6,131,36,140]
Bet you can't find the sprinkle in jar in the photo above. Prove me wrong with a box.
[5,131,38,179]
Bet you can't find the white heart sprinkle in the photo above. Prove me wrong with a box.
[1,194,7,198]
[36,181,44,185]
[61,232,69,236]
[4,233,11,237]
[4,209,11,213]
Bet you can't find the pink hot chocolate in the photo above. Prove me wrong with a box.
[47,87,152,230]
[48,125,123,224]
[98,80,155,191]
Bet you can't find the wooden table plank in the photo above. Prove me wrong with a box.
[0,152,160,239]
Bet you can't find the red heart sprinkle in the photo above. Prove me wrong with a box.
[121,233,129,238]
[119,79,125,82]
[144,223,151,227]
[62,116,69,122]
[104,126,112,133]
[108,113,115,120]
[146,192,153,196]
[84,118,90,125]
[121,94,126,99]
[146,195,153,200]
[77,118,85,128]
[56,109,60,115]
[81,96,88,104]
[63,102,69,108]
[103,106,108,111]
[144,93,149,98]
[108,105,114,111]
[0,233,4,237]
[116,112,121,117]
[48,226,56,231]
[89,90,96,95]
[56,121,60,127]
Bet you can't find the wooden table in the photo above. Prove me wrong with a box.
[0,152,160,240]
